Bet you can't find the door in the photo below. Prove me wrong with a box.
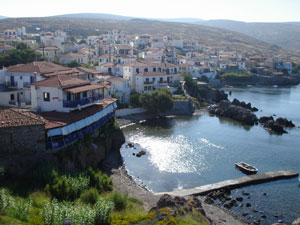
[10,76,14,86]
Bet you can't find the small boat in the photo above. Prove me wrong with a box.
[235,162,258,174]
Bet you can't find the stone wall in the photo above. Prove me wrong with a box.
[0,125,45,154]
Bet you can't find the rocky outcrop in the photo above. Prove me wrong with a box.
[275,117,295,127]
[204,89,228,103]
[1,127,125,178]
[232,98,258,112]
[165,98,195,116]
[209,100,258,126]
[258,116,295,134]
[154,194,208,222]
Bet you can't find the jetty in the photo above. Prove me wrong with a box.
[155,170,299,197]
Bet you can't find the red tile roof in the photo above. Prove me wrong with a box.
[64,84,104,94]
[107,77,128,82]
[7,61,70,75]
[137,72,169,77]
[0,108,44,128]
[33,75,90,88]
[40,98,117,130]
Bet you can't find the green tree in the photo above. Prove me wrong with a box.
[79,39,87,44]
[67,60,82,68]
[0,42,42,67]
[130,92,141,107]
[139,89,174,114]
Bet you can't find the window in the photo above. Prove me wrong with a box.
[10,94,14,101]
[67,92,71,101]
[144,68,148,72]
[153,68,156,72]
[136,68,139,74]
[20,76,22,80]
[43,92,50,102]
[83,92,87,98]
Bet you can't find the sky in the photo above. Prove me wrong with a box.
[1,0,300,22]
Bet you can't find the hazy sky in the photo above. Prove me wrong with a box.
[1,0,300,22]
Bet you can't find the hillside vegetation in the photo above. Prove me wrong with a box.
[198,20,300,53]
[0,17,299,60]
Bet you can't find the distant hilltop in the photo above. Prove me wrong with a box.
[0,15,7,19]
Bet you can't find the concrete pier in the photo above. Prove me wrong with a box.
[155,170,299,197]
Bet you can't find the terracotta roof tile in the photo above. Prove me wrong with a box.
[137,72,169,77]
[40,98,117,130]
[33,75,90,88]
[64,84,104,94]
[0,108,44,128]
[7,61,70,75]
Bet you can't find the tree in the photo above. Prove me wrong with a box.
[0,42,43,67]
[130,92,141,107]
[139,89,174,114]
[200,75,209,83]
[79,40,87,44]
[67,60,82,68]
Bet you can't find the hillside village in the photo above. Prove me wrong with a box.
[0,26,299,152]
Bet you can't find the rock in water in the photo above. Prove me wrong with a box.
[276,117,295,127]
[136,150,146,157]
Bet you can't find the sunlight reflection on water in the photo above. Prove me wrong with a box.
[127,133,225,174]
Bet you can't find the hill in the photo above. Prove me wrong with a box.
[197,20,300,52]
[0,16,7,20]
[54,13,135,20]
[0,17,299,61]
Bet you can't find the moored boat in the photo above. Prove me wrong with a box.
[235,162,258,174]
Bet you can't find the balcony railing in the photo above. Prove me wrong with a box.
[158,80,168,84]
[63,94,104,108]
[6,81,18,87]
[144,81,154,84]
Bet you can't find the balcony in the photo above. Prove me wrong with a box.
[6,81,18,88]
[63,94,104,108]
[158,80,168,84]
[144,81,154,85]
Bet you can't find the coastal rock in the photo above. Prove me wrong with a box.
[276,117,295,127]
[246,203,251,207]
[157,194,177,208]
[232,98,258,111]
[263,120,287,134]
[259,116,274,124]
[236,197,243,202]
[136,150,146,157]
[209,100,258,126]
[204,197,214,204]
[242,212,248,216]
[254,219,261,225]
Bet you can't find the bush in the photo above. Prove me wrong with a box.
[110,192,128,211]
[80,188,99,205]
[139,89,174,114]
[43,198,114,225]
[0,189,32,222]
[87,168,113,193]
[46,170,90,201]
[130,92,141,107]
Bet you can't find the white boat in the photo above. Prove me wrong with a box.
[235,162,258,174]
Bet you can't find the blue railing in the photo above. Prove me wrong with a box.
[63,94,104,108]
[46,111,114,150]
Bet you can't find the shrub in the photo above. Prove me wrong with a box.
[110,192,128,211]
[43,198,114,225]
[80,188,99,205]
[0,189,32,222]
[46,170,90,201]
[87,168,113,193]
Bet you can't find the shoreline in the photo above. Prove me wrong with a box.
[110,163,249,225]
[114,112,248,224]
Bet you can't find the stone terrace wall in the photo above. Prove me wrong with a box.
[0,125,46,154]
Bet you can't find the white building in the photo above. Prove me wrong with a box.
[0,62,70,108]
[106,77,130,104]
[60,53,89,64]
[123,61,178,91]
[135,72,174,93]
[31,75,105,113]
[36,46,63,62]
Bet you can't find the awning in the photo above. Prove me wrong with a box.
[64,84,104,94]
